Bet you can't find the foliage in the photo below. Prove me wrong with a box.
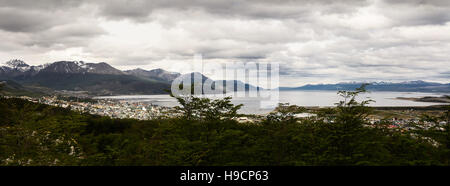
[172,95,243,121]
[265,103,306,123]
[0,85,448,166]
[0,82,4,95]
[411,105,450,165]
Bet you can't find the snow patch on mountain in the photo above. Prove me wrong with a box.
[4,59,30,72]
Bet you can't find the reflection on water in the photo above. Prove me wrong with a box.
[95,91,448,114]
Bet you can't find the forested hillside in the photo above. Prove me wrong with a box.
[0,87,449,166]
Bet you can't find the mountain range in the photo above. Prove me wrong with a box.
[0,59,261,96]
[279,81,450,92]
[1,60,449,96]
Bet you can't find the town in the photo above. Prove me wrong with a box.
[8,95,176,120]
[5,95,448,132]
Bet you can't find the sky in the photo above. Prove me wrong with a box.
[0,0,449,87]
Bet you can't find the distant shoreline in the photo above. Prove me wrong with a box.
[396,95,450,103]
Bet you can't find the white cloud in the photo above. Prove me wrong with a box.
[0,0,449,86]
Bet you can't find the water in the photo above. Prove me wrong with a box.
[95,91,449,115]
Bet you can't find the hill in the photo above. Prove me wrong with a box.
[0,80,48,97]
[0,96,448,166]
[125,68,181,83]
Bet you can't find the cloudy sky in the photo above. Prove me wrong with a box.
[0,0,449,86]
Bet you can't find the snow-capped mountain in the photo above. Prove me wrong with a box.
[4,59,30,71]
[40,61,124,75]
[0,60,35,77]
[1,60,262,95]
[0,60,172,95]
[4,59,444,95]
[0,60,124,77]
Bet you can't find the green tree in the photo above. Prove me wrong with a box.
[266,103,306,123]
[1,85,449,166]
[173,95,243,121]
[0,81,5,95]
[323,84,378,165]
[415,104,450,164]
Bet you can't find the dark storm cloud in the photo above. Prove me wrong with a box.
[376,1,450,26]
[0,8,65,32]
[1,0,449,27]
[23,23,106,48]
[384,0,450,6]
[0,0,104,50]
[0,1,82,33]
[93,0,370,21]
[0,0,81,8]
[1,0,448,31]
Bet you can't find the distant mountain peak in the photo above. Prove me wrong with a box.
[399,80,427,84]
[150,68,164,72]
[127,68,146,72]
[5,59,29,68]
[38,61,123,75]
[3,59,31,72]
[126,68,181,82]
[149,68,180,75]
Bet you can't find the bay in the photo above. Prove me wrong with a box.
[95,91,449,114]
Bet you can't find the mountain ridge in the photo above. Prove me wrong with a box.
[3,60,447,95]
[0,60,170,95]
[0,60,264,96]
[280,81,450,92]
